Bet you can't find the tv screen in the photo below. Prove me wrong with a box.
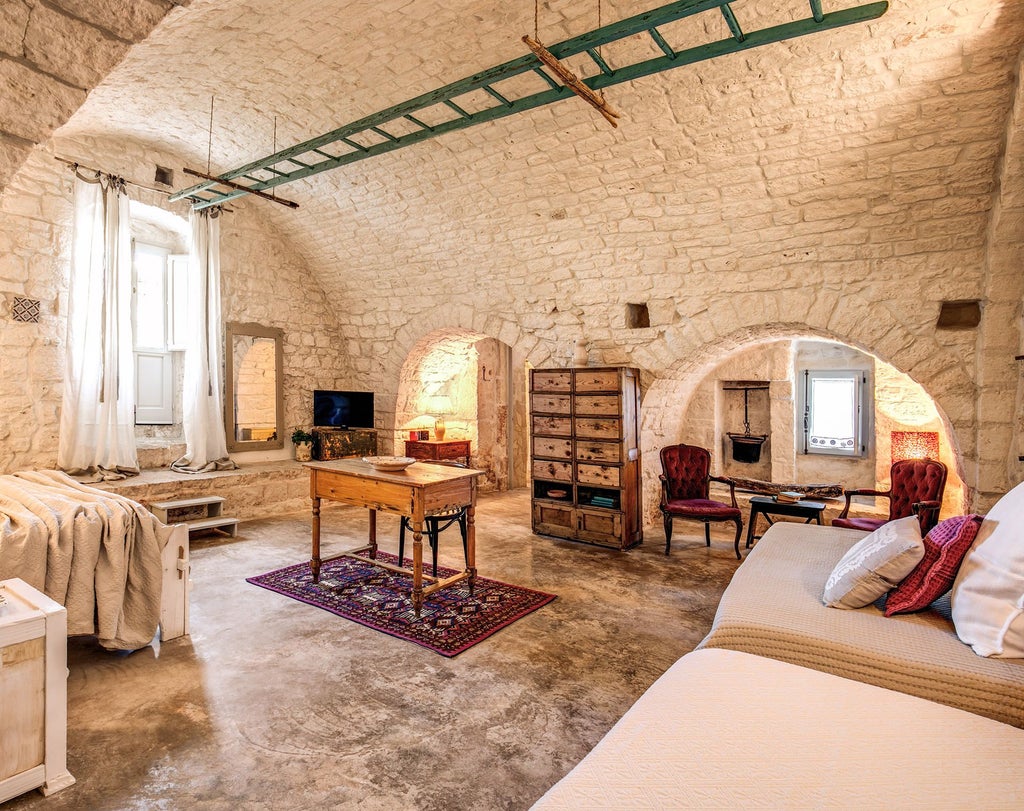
[313,390,374,429]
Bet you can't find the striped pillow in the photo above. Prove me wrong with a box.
[884,514,983,616]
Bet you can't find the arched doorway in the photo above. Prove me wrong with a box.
[641,336,965,527]
[393,329,523,491]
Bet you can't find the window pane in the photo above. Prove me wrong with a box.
[134,250,166,349]
[809,376,857,452]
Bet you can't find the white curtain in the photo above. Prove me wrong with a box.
[172,208,236,473]
[58,174,139,480]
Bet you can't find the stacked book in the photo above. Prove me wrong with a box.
[591,495,616,508]
[775,491,804,504]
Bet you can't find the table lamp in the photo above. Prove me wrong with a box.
[426,395,453,441]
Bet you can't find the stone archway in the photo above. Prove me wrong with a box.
[393,328,522,491]
[638,325,970,527]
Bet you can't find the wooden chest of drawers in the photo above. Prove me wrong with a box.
[529,366,642,550]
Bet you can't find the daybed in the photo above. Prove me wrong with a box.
[0,470,190,649]
[533,482,1024,808]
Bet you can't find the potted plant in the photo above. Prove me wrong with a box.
[291,428,314,462]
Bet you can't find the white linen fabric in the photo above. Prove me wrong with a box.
[531,649,1024,810]
[172,208,236,473]
[952,480,1024,657]
[822,514,924,609]
[0,469,171,650]
[58,174,139,480]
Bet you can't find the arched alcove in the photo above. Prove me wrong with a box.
[393,328,523,491]
[640,328,967,528]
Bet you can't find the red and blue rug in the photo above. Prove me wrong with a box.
[246,552,556,657]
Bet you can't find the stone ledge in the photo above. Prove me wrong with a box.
[94,460,311,523]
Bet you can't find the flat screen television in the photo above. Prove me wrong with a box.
[313,390,374,429]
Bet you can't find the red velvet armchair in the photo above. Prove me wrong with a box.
[659,444,743,559]
[833,458,948,534]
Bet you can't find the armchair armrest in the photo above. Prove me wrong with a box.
[838,487,891,519]
[709,475,738,508]
[658,473,669,508]
[912,500,942,533]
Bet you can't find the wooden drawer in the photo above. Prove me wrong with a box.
[576,508,623,545]
[532,459,572,482]
[532,369,572,392]
[574,394,620,416]
[574,369,620,393]
[435,440,470,460]
[574,417,621,440]
[577,463,621,487]
[533,437,572,460]
[532,503,575,539]
[575,440,621,463]
[531,393,571,415]
[533,415,572,437]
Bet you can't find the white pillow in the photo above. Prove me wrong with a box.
[823,515,924,609]
[951,480,1024,657]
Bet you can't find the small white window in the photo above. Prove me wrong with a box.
[132,242,188,425]
[802,370,867,456]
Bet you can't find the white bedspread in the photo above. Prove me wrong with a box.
[532,649,1024,809]
[0,470,172,650]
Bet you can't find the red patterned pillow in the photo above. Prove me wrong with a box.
[884,514,983,616]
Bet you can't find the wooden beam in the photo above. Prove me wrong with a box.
[180,167,299,209]
[522,35,621,127]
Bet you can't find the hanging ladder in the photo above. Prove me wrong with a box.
[170,0,888,210]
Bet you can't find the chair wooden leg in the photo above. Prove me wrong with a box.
[732,518,743,560]
[427,517,440,577]
[663,513,673,555]
[459,512,469,568]
[704,522,711,548]
[398,518,407,566]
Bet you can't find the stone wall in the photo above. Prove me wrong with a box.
[0,134,348,472]
[0,0,181,189]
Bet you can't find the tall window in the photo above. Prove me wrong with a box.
[802,369,867,456]
[132,241,187,424]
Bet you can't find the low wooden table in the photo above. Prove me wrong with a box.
[306,458,483,616]
[745,495,827,551]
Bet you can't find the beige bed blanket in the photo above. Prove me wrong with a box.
[0,469,172,650]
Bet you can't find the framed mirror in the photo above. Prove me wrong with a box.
[224,321,285,453]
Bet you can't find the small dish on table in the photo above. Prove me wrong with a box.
[362,456,417,472]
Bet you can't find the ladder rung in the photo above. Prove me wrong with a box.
[444,99,471,119]
[404,114,434,131]
[586,48,614,76]
[482,84,513,106]
[533,67,561,89]
[340,137,368,152]
[809,0,824,22]
[720,4,745,41]
[648,27,676,59]
[370,125,398,142]
[312,148,337,160]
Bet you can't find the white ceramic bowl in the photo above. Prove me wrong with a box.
[362,455,417,471]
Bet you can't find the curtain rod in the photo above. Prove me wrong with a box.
[53,155,232,212]
[54,155,182,198]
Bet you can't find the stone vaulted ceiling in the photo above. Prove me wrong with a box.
[45,0,1024,316]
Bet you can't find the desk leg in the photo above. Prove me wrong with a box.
[368,508,378,559]
[311,496,322,583]
[466,501,477,595]
[745,507,759,549]
[412,520,424,617]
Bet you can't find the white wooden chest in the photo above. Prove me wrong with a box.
[0,579,75,802]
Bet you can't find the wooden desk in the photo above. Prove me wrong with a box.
[305,458,482,616]
[404,439,471,466]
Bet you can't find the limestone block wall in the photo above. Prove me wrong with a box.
[0,135,347,472]
[0,0,180,189]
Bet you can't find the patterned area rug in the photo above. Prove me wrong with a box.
[246,552,556,657]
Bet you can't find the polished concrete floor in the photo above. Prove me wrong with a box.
[9,489,742,811]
